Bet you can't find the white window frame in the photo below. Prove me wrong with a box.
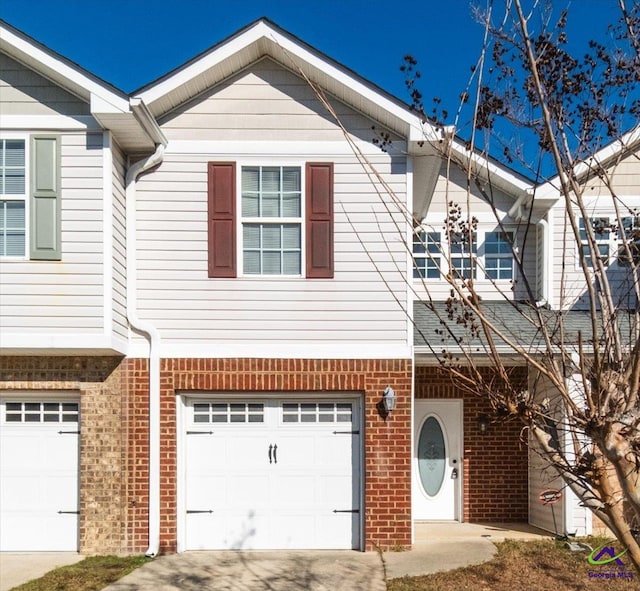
[237,161,305,278]
[483,230,515,280]
[0,133,29,260]
[577,212,640,268]
[413,223,515,282]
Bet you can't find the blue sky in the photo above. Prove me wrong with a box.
[0,0,626,174]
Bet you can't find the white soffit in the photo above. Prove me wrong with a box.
[135,20,425,140]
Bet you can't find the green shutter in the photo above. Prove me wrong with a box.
[30,135,61,260]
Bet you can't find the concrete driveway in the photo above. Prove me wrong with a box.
[1,523,549,591]
[104,550,385,591]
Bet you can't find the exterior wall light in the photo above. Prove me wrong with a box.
[478,413,490,434]
[382,386,396,412]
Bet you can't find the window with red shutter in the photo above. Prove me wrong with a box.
[207,161,334,278]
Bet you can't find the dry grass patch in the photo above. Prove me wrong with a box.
[388,538,637,591]
[10,555,149,591]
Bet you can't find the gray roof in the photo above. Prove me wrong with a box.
[413,300,636,355]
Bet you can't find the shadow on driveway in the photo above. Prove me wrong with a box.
[102,550,386,591]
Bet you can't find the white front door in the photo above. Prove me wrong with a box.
[0,398,79,551]
[413,399,462,520]
[182,397,360,550]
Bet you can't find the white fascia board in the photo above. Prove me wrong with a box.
[137,21,425,137]
[0,24,129,113]
[0,115,101,131]
[538,125,640,197]
[449,137,532,197]
[128,341,413,360]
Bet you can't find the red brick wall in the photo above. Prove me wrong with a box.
[124,357,412,553]
[415,366,528,523]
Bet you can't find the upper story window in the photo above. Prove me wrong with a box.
[0,139,26,257]
[208,162,333,279]
[579,217,610,267]
[450,231,477,279]
[618,215,640,265]
[484,231,514,279]
[0,135,61,261]
[241,166,302,275]
[413,230,440,279]
[413,227,514,281]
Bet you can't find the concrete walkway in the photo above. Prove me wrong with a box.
[1,523,550,591]
[0,552,84,591]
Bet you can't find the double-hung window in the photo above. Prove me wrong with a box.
[208,161,333,279]
[618,215,640,265]
[241,166,303,275]
[450,232,477,279]
[579,217,610,267]
[413,230,440,279]
[484,231,514,279]
[0,139,26,257]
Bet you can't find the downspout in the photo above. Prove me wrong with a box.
[536,218,550,307]
[126,143,165,558]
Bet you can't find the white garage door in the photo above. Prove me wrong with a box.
[0,398,79,551]
[183,397,361,550]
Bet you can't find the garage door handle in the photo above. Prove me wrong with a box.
[268,444,273,464]
[186,510,213,514]
[58,510,79,514]
[273,444,277,464]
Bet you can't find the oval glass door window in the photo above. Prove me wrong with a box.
[418,416,446,497]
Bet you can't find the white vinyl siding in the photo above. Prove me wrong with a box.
[0,133,106,340]
[135,153,407,349]
[159,58,400,144]
[111,141,128,343]
[0,53,90,117]
[132,60,409,351]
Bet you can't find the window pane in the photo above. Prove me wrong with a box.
[261,194,280,217]
[261,167,280,192]
[283,251,301,274]
[243,224,260,249]
[1,201,25,256]
[4,140,25,166]
[243,251,260,274]
[282,193,301,217]
[1,140,26,195]
[282,225,300,249]
[262,251,281,274]
[242,194,259,217]
[242,167,260,193]
[262,225,281,249]
[282,167,301,192]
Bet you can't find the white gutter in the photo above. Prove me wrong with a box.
[125,142,165,558]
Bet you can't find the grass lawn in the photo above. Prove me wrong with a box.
[388,538,637,591]
[9,555,149,591]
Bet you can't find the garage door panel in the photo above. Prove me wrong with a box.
[0,398,79,552]
[184,397,360,550]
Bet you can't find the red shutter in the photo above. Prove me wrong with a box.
[305,162,334,278]
[208,162,236,278]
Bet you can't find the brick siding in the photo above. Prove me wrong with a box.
[415,366,529,523]
[124,358,412,553]
[0,356,127,554]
